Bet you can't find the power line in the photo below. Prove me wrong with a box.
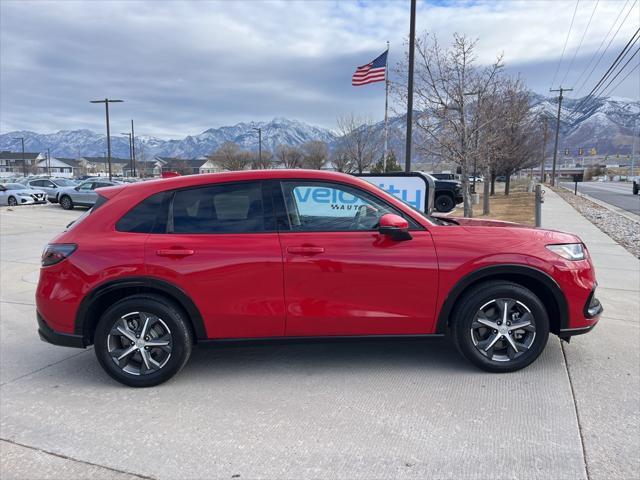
[574,0,638,95]
[550,0,580,90]
[560,0,600,87]
[571,28,640,116]
[597,46,640,95]
[602,61,639,96]
[572,0,631,89]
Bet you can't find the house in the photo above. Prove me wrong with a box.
[79,157,133,176]
[35,157,75,178]
[154,156,218,175]
[0,151,46,178]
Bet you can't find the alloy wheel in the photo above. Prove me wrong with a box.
[8,197,17,206]
[470,298,536,362]
[107,312,173,375]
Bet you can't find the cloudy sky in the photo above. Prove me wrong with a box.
[1,0,638,138]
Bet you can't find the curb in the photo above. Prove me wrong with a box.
[558,185,640,224]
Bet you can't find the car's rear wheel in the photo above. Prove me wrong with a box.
[452,281,549,372]
[94,294,193,387]
[7,196,17,207]
[59,195,73,210]
[435,194,455,212]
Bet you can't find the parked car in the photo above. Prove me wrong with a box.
[0,183,47,206]
[468,176,484,182]
[430,173,456,181]
[22,178,78,203]
[37,170,602,387]
[433,179,463,212]
[56,179,119,209]
[495,176,507,182]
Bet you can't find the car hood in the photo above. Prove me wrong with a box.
[13,188,46,195]
[436,215,582,243]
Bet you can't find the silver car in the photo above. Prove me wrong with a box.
[22,178,78,203]
[0,183,47,206]
[57,179,119,210]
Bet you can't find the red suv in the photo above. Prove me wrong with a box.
[36,170,602,387]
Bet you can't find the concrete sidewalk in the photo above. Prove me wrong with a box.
[542,188,640,480]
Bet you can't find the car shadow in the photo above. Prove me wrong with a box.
[181,336,475,379]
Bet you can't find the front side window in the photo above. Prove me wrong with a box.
[280,181,405,232]
[171,182,269,234]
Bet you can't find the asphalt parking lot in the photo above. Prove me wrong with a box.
[0,198,638,479]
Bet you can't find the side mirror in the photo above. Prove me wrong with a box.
[74,186,81,191]
[378,213,412,241]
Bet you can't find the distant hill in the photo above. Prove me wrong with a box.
[0,96,637,161]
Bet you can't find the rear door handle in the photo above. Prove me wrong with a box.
[287,246,325,255]
[156,249,195,257]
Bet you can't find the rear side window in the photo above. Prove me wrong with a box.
[171,182,269,234]
[116,192,169,233]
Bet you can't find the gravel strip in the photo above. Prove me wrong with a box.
[552,187,640,258]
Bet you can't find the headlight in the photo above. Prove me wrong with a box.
[546,243,586,261]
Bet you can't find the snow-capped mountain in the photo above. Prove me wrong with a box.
[0,118,336,159]
[0,97,637,160]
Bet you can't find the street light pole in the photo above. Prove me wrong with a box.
[404,0,416,173]
[13,137,26,176]
[121,132,133,176]
[131,119,137,177]
[90,98,123,181]
[47,148,52,176]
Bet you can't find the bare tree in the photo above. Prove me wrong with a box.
[330,146,355,173]
[208,142,250,171]
[301,140,328,169]
[336,114,379,174]
[252,149,274,169]
[394,32,503,216]
[275,145,303,168]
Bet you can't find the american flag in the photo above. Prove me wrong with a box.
[352,50,388,86]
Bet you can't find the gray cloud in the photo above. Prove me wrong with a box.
[1,0,637,137]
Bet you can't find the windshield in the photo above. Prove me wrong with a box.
[53,179,76,186]
[3,183,27,190]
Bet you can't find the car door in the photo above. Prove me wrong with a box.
[71,181,95,204]
[144,181,286,339]
[277,180,439,337]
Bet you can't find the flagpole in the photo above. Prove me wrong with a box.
[383,41,390,172]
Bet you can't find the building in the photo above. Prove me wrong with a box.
[34,157,74,178]
[154,156,218,175]
[79,157,133,176]
[0,151,46,178]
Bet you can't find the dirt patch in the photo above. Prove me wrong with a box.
[451,182,535,226]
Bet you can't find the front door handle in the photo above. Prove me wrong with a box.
[287,246,325,255]
[156,249,195,257]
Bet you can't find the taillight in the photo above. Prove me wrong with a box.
[41,244,77,266]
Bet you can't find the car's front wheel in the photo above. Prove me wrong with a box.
[7,196,17,207]
[435,194,455,212]
[94,294,193,387]
[59,195,74,210]
[452,281,549,372]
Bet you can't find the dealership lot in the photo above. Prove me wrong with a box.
[1,196,638,479]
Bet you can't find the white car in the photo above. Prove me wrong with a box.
[0,183,47,206]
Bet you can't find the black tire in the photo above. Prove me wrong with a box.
[633,181,638,195]
[435,194,455,212]
[7,196,17,207]
[94,294,193,387]
[59,195,73,210]
[451,281,549,373]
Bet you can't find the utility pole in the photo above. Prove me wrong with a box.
[549,87,572,186]
[131,120,137,177]
[121,132,133,176]
[253,127,262,167]
[13,137,26,176]
[47,148,52,176]
[90,98,124,181]
[540,118,549,183]
[631,118,637,177]
[404,0,416,173]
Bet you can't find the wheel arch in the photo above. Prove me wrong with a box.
[436,264,568,335]
[75,277,207,345]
